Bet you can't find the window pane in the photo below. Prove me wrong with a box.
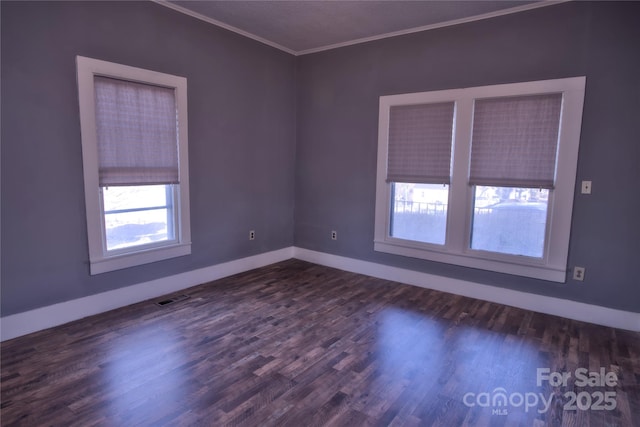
[102,185,173,251]
[102,185,168,212]
[390,183,448,245]
[471,186,549,258]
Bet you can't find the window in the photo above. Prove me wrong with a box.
[375,77,586,282]
[77,56,191,274]
[386,102,454,246]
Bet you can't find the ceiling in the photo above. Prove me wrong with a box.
[160,1,554,55]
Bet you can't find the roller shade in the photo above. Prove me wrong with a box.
[387,102,454,184]
[469,93,562,189]
[94,76,179,186]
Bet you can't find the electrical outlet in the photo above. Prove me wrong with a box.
[249,230,255,240]
[573,266,585,281]
[331,230,337,240]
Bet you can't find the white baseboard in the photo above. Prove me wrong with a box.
[2,246,637,341]
[0,247,294,342]
[293,248,640,332]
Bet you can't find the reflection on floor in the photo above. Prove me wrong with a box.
[2,260,638,426]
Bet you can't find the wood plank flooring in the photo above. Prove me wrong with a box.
[1,259,639,426]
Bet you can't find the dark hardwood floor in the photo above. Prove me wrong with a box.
[1,260,639,426]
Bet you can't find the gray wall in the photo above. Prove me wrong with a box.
[2,1,639,318]
[1,1,297,315]
[295,1,640,312]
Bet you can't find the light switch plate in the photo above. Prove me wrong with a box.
[581,180,592,194]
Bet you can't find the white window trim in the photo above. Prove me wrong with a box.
[77,56,191,275]
[374,77,586,282]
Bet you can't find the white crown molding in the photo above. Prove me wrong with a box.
[296,1,570,55]
[150,0,297,55]
[152,0,569,57]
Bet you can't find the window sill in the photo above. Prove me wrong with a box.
[374,240,566,283]
[89,242,191,275]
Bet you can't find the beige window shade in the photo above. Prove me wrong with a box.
[469,93,562,189]
[387,102,454,184]
[94,76,179,186]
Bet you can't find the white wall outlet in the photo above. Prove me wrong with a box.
[581,180,592,194]
[331,230,337,240]
[249,230,255,240]
[573,266,585,281]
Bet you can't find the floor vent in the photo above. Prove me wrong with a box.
[156,294,190,307]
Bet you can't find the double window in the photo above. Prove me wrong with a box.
[77,56,191,274]
[375,77,586,282]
